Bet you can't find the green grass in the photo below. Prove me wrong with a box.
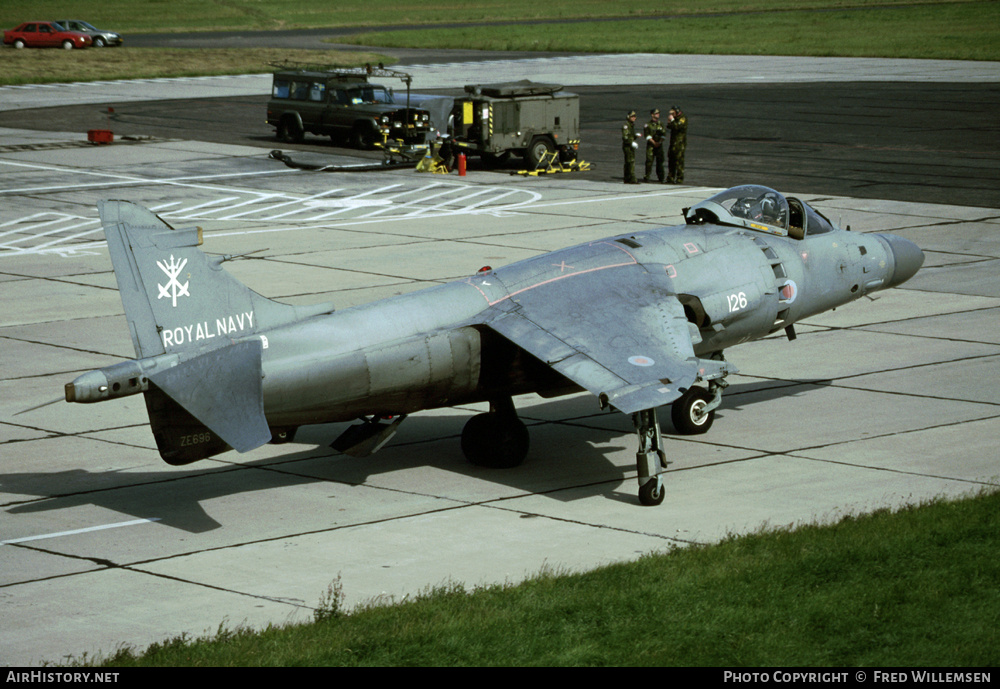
[1,1,972,34]
[1,1,996,86]
[341,2,1000,61]
[71,490,999,667]
[0,48,391,86]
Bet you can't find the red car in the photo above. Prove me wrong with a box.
[4,21,92,49]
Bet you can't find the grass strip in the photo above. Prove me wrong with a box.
[0,48,391,86]
[0,1,968,34]
[76,489,998,667]
[2,3,996,86]
[340,2,1000,61]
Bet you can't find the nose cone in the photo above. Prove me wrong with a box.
[880,234,924,288]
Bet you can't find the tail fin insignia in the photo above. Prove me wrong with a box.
[98,200,333,358]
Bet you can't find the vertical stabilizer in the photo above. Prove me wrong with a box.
[99,200,333,358]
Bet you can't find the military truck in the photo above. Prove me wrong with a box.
[266,65,433,149]
[451,81,581,167]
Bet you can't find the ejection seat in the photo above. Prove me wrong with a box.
[788,198,806,239]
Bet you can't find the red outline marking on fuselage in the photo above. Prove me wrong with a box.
[463,241,641,306]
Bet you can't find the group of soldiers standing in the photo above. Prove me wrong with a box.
[622,106,687,184]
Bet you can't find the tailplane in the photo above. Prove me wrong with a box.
[144,339,271,464]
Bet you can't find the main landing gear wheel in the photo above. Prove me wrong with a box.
[671,387,715,435]
[461,409,529,469]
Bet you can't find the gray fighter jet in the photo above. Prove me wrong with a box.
[64,185,923,506]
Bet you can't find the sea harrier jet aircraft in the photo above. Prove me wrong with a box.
[64,185,923,506]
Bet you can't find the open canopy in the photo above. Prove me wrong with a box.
[685,185,837,238]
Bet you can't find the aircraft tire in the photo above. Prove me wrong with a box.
[671,387,715,435]
[638,479,666,507]
[461,412,529,469]
[269,427,298,444]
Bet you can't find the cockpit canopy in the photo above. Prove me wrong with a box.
[684,185,837,238]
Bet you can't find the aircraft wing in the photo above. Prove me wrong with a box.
[481,263,734,414]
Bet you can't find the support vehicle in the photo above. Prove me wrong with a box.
[266,65,432,149]
[451,80,581,167]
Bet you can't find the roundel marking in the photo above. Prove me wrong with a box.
[778,279,798,304]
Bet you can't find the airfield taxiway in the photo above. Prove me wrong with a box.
[1,54,999,665]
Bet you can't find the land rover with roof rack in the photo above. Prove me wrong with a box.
[266,65,432,149]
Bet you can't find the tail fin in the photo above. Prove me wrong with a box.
[86,201,333,464]
[99,200,333,358]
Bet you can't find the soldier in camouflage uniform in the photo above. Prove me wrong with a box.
[622,110,639,184]
[666,105,688,184]
[643,108,667,183]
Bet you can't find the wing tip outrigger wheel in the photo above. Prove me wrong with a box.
[638,476,666,506]
[633,408,669,506]
[634,362,730,506]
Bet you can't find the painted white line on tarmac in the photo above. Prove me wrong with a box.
[2,518,162,545]
[0,159,296,195]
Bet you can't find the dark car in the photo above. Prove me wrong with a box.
[3,21,92,49]
[53,20,123,47]
[267,67,432,149]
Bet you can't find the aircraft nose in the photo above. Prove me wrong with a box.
[879,234,924,288]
